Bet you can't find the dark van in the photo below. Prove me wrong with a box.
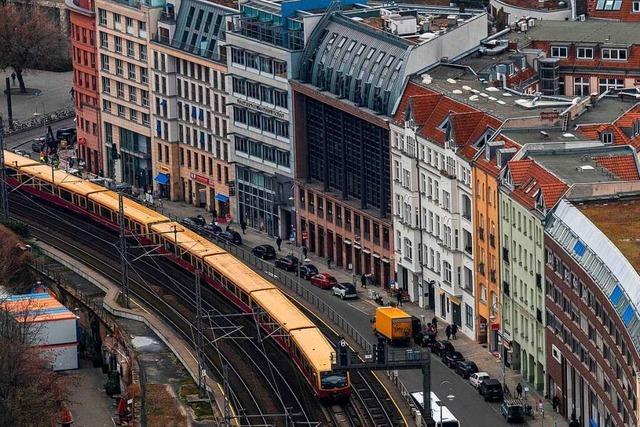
[479,379,504,402]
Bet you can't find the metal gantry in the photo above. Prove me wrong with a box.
[0,116,9,221]
[118,192,130,308]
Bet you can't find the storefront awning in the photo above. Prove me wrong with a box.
[154,173,169,185]
[215,193,229,203]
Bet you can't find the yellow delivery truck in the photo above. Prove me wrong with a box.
[372,306,413,344]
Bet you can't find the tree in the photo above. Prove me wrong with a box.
[0,225,34,293]
[0,298,71,426]
[0,4,69,93]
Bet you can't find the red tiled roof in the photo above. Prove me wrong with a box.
[474,136,522,177]
[595,155,640,181]
[507,159,568,210]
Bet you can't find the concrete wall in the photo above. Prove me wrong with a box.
[490,0,572,24]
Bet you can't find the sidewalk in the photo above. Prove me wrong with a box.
[0,70,73,122]
[157,199,567,426]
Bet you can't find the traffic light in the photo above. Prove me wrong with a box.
[375,338,386,364]
[337,337,348,367]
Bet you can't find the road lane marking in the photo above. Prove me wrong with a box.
[347,302,371,315]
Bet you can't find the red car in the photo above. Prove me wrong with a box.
[310,273,338,289]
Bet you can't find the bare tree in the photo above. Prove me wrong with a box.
[0,4,69,93]
[0,298,71,426]
[0,225,34,293]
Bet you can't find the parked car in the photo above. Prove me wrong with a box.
[501,400,526,423]
[455,360,479,378]
[469,372,490,388]
[201,224,222,238]
[310,273,338,289]
[332,283,358,299]
[297,264,319,279]
[31,137,45,152]
[275,255,299,272]
[252,244,277,260]
[430,340,455,356]
[218,230,242,245]
[442,351,464,368]
[180,217,205,230]
[479,379,504,402]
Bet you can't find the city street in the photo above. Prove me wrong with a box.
[3,117,75,151]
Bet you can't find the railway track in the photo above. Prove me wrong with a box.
[9,193,322,426]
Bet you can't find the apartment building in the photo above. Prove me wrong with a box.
[545,180,640,427]
[96,0,162,189]
[293,5,488,288]
[67,0,102,175]
[507,19,640,96]
[150,0,234,217]
[225,0,326,238]
[391,81,496,338]
[586,0,640,20]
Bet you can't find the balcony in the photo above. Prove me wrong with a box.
[490,269,496,283]
[479,262,485,276]
[489,234,495,248]
[479,228,484,241]
[502,247,510,264]
[536,273,542,289]
[503,281,510,296]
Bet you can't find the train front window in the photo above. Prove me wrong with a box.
[321,372,347,389]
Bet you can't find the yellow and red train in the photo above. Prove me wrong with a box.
[3,151,350,400]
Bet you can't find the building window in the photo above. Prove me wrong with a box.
[100,31,108,48]
[595,0,622,10]
[601,132,613,144]
[403,238,412,261]
[465,304,473,328]
[634,0,640,11]
[117,104,125,117]
[576,47,593,59]
[443,261,452,284]
[601,48,627,60]
[599,78,624,93]
[98,9,107,26]
[100,54,109,71]
[550,46,568,58]
[102,76,110,94]
[574,77,590,97]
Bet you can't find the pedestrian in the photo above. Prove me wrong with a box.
[396,290,403,307]
[538,399,544,415]
[241,220,247,235]
[361,273,367,289]
[327,258,332,269]
[445,325,451,340]
[276,236,282,251]
[451,323,458,339]
[302,246,308,260]
[552,395,560,413]
[211,209,218,224]
[10,72,15,86]
[516,383,523,399]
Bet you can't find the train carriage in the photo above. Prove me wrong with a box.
[88,191,167,235]
[150,222,226,271]
[290,328,350,401]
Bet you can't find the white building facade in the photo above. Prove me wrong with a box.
[391,119,476,338]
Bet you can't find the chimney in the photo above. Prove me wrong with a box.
[485,140,505,161]
[590,92,598,106]
[497,148,517,168]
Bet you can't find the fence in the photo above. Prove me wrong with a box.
[5,106,75,136]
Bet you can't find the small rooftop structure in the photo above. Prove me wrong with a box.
[2,293,79,371]
[507,19,640,47]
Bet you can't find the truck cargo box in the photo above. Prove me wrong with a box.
[373,307,412,343]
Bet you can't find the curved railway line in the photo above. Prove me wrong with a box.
[10,193,323,426]
[3,148,407,426]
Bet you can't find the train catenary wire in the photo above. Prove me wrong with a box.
[3,151,351,401]
[9,192,321,426]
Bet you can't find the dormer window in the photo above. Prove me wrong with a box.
[601,131,613,144]
[577,47,594,59]
[474,127,496,148]
[602,48,627,61]
[633,119,640,137]
[438,116,450,132]
[595,0,622,10]
[550,46,568,58]
[535,192,545,212]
